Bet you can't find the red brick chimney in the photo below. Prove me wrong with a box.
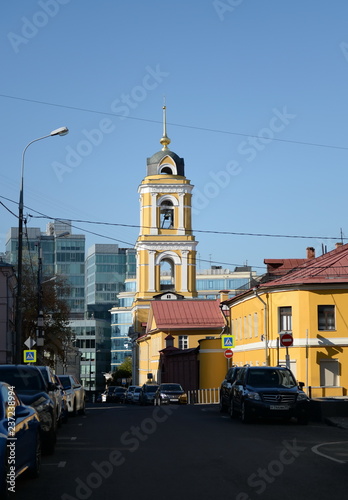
[306,247,315,259]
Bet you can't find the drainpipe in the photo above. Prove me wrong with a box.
[253,287,270,366]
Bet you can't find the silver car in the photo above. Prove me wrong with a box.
[57,375,86,415]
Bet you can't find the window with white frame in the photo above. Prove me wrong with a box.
[179,335,188,349]
[279,306,292,332]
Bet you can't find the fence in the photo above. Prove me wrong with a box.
[188,388,219,405]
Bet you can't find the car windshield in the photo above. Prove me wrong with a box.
[247,369,297,388]
[0,367,45,391]
[146,386,159,392]
[134,388,141,393]
[161,384,182,391]
[59,376,71,389]
[37,367,49,383]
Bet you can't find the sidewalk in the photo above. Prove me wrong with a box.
[310,397,348,429]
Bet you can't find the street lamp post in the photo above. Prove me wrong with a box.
[15,126,69,364]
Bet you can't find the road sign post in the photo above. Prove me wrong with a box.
[280,333,293,369]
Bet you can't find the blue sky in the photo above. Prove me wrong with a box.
[1,0,348,273]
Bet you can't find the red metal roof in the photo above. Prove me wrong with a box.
[261,243,348,287]
[149,300,225,330]
[264,258,307,276]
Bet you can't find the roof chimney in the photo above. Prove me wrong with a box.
[306,247,315,259]
[335,242,343,249]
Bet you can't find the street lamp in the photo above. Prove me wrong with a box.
[15,126,69,364]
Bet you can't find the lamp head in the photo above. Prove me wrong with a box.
[50,126,69,137]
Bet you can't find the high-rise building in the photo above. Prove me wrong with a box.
[85,244,136,374]
[6,220,85,318]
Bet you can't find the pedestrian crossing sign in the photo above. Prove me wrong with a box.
[24,350,37,363]
[221,335,234,349]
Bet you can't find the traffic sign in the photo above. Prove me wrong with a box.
[224,349,233,359]
[221,335,235,349]
[24,337,36,349]
[24,350,37,363]
[280,333,293,347]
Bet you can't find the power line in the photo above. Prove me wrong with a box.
[1,93,348,151]
[0,195,345,243]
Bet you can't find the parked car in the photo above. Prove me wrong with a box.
[139,384,159,405]
[0,364,57,454]
[124,385,138,404]
[57,375,85,416]
[54,374,68,423]
[219,366,241,412]
[37,366,64,426]
[132,386,142,404]
[154,384,188,405]
[102,386,127,403]
[111,387,127,403]
[229,365,309,424]
[102,386,117,403]
[0,382,41,498]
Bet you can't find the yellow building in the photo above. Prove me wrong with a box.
[123,107,231,388]
[137,295,226,387]
[222,244,348,398]
[132,106,198,334]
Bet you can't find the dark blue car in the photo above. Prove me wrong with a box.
[0,365,57,454]
[0,382,41,498]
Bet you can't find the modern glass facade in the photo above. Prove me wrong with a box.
[72,318,111,392]
[5,223,85,317]
[85,244,136,309]
[85,245,136,372]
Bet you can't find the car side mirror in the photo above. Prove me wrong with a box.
[47,382,58,392]
[298,381,305,389]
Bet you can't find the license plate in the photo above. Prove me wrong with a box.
[270,405,290,410]
[170,398,178,402]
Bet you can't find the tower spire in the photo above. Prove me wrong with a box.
[160,98,171,150]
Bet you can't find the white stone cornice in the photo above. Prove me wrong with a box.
[138,184,193,195]
[136,241,198,251]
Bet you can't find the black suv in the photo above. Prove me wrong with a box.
[219,366,240,412]
[229,365,309,424]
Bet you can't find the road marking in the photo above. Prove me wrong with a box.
[312,441,348,463]
[71,436,77,440]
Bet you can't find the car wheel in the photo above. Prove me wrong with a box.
[42,427,56,455]
[78,399,86,415]
[219,395,227,413]
[241,401,251,423]
[71,399,77,417]
[27,432,41,479]
[229,399,236,419]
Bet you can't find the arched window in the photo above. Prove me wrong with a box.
[160,259,174,291]
[160,200,174,229]
[159,165,173,175]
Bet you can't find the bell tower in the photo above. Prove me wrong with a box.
[134,106,198,303]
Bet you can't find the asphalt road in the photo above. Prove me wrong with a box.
[13,403,348,500]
